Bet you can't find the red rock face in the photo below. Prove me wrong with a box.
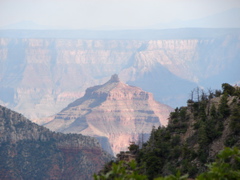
[45,75,173,155]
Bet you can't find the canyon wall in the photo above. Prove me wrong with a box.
[0,105,113,179]
[0,34,240,120]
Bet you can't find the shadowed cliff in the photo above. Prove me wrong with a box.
[0,105,113,180]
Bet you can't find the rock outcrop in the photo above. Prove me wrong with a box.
[0,105,113,180]
[45,75,173,155]
[134,84,240,178]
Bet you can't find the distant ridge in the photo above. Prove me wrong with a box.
[0,28,240,39]
[0,30,239,121]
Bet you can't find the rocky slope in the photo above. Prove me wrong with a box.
[0,29,239,120]
[0,105,113,180]
[44,75,173,155]
[136,83,240,179]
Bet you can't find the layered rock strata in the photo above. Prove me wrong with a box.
[45,75,173,155]
[0,34,239,120]
[0,105,113,180]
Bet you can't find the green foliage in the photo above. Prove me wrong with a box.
[168,107,189,134]
[205,118,221,141]
[128,143,139,154]
[126,84,240,179]
[210,104,217,118]
[187,99,194,103]
[225,136,238,147]
[222,83,236,96]
[94,160,147,180]
[155,171,188,180]
[96,82,240,179]
[234,87,240,97]
[229,104,240,135]
[179,108,188,122]
[95,148,240,180]
[170,107,189,122]
[198,122,209,146]
[214,90,222,97]
[221,83,240,97]
[171,135,180,146]
[225,101,240,147]
[198,102,207,121]
[197,147,240,180]
[218,93,230,118]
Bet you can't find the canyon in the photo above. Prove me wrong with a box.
[0,28,239,121]
[0,105,113,180]
[44,74,173,155]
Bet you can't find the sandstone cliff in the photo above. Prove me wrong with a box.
[0,105,113,180]
[44,75,173,155]
[0,30,239,120]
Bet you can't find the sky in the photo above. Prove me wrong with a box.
[0,0,240,30]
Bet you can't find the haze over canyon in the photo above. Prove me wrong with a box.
[1,1,240,179]
[0,28,239,121]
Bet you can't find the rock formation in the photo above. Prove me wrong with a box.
[0,105,113,180]
[45,75,173,155]
[133,84,240,178]
[0,29,239,120]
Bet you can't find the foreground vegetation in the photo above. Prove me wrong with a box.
[95,83,240,179]
[94,147,240,180]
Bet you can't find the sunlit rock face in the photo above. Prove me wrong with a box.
[0,33,239,120]
[45,75,173,155]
